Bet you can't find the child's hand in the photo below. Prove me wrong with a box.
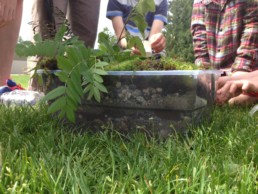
[0,0,18,27]
[131,47,141,56]
[118,37,127,49]
[149,33,166,53]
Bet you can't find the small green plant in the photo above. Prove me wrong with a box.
[16,24,109,122]
[115,0,156,56]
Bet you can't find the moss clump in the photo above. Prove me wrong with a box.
[37,57,197,71]
[105,57,198,71]
[38,57,58,70]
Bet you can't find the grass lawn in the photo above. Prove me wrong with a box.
[0,104,257,193]
[11,74,30,89]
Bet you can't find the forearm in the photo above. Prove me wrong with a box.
[149,20,163,40]
[191,1,210,65]
[232,1,258,72]
[111,16,126,39]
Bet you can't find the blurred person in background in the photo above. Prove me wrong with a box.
[31,0,101,47]
[28,0,101,90]
[191,0,258,105]
[0,0,23,86]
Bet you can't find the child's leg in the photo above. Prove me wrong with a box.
[69,0,100,48]
[0,0,23,85]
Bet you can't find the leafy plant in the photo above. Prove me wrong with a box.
[115,0,156,57]
[16,24,109,122]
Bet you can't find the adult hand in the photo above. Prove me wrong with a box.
[232,71,248,77]
[216,79,258,105]
[216,75,232,90]
[0,0,18,27]
[149,33,166,53]
[216,80,246,104]
[228,94,258,106]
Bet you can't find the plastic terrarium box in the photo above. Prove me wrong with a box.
[38,70,218,137]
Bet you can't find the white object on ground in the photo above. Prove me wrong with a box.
[0,90,44,106]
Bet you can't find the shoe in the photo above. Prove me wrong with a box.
[6,79,24,91]
[0,86,11,95]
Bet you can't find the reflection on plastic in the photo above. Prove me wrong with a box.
[0,90,44,106]
[249,104,258,117]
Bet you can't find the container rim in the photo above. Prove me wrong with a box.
[36,69,221,76]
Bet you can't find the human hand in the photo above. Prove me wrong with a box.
[232,71,248,77]
[216,79,258,105]
[216,75,233,90]
[227,94,258,106]
[118,37,127,50]
[131,47,141,56]
[149,33,166,53]
[0,0,18,27]
[227,73,258,105]
[216,80,246,104]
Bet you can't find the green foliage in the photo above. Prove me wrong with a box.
[165,0,195,62]
[105,57,198,71]
[16,26,108,123]
[42,45,108,123]
[16,25,83,59]
[131,0,155,38]
[127,36,146,57]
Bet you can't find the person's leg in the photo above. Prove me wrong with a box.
[0,0,23,85]
[52,0,68,30]
[31,0,65,40]
[28,0,68,90]
[69,0,100,48]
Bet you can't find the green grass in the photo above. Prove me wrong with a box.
[0,105,257,193]
[11,74,30,89]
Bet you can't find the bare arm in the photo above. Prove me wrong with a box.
[231,1,258,72]
[148,20,166,53]
[111,16,127,49]
[191,0,210,67]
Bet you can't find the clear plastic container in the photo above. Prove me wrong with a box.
[37,70,219,136]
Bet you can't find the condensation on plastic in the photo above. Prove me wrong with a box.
[0,90,44,106]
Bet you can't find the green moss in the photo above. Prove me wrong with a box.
[105,57,198,71]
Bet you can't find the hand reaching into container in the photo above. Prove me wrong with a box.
[0,0,22,85]
[127,33,166,57]
[0,0,18,27]
[149,33,166,54]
